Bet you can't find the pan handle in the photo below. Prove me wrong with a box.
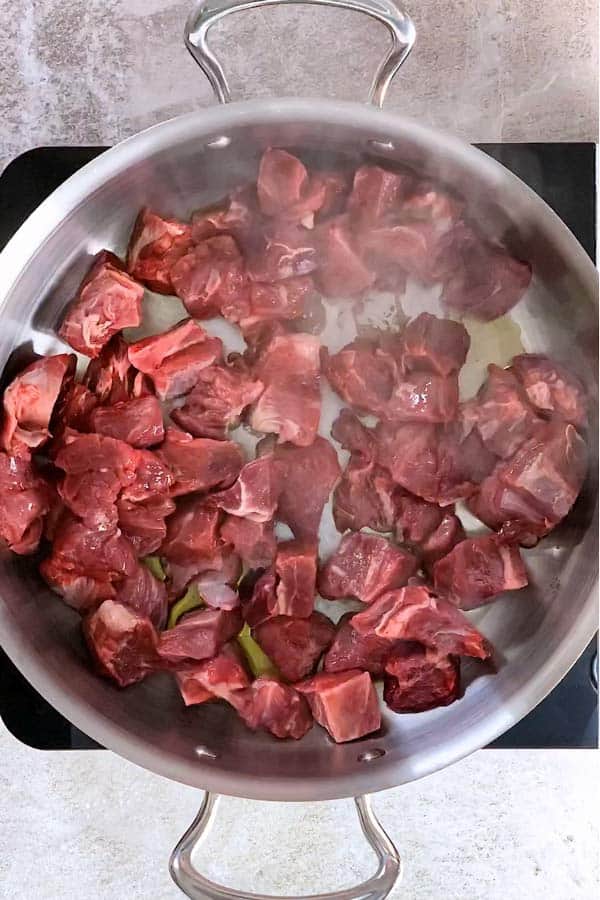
[184,0,416,107]
[169,792,402,899]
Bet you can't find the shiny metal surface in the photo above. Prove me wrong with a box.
[0,101,597,802]
[170,792,401,899]
[184,0,415,107]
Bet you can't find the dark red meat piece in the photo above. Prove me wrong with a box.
[511,353,587,428]
[40,517,137,612]
[463,365,542,459]
[242,276,318,329]
[398,313,470,376]
[84,335,147,405]
[268,436,341,539]
[113,562,168,628]
[1,354,75,454]
[0,451,51,554]
[347,165,410,226]
[220,514,277,569]
[433,534,527,610]
[158,607,243,665]
[351,585,493,660]
[255,612,336,682]
[333,455,398,533]
[126,207,193,294]
[242,568,278,627]
[319,532,417,605]
[322,340,395,417]
[331,408,374,457]
[53,380,97,437]
[394,492,465,566]
[59,252,144,358]
[117,494,176,556]
[160,496,221,567]
[83,599,159,687]
[127,319,223,400]
[249,333,321,446]
[230,677,313,740]
[383,644,460,712]
[257,148,327,223]
[156,428,243,496]
[171,235,250,321]
[191,187,257,243]
[315,216,374,298]
[175,643,250,706]
[171,362,263,439]
[323,612,395,677]
[273,539,317,618]
[122,448,173,503]
[386,370,459,423]
[213,455,284,523]
[90,395,164,448]
[247,223,318,282]
[296,670,381,742]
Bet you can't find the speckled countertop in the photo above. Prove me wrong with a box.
[0,2,598,898]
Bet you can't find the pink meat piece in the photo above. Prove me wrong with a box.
[273,539,318,618]
[160,496,221,567]
[318,532,417,605]
[435,422,498,504]
[83,599,159,687]
[347,165,410,226]
[127,319,223,400]
[249,333,321,446]
[242,568,278,627]
[333,454,398,533]
[385,370,459,423]
[40,517,137,613]
[156,429,243,496]
[463,365,542,459]
[440,224,532,321]
[257,148,327,223]
[323,612,397,676]
[311,171,349,219]
[171,362,263,439]
[90,394,165,448]
[241,276,318,329]
[220,514,277,569]
[398,313,470,376]
[383,644,460,713]
[113,562,169,628]
[468,421,588,538]
[1,354,75,454]
[158,607,243,665]
[55,432,139,530]
[268,436,341,539]
[175,643,250,706]
[117,494,176,556]
[401,181,464,225]
[255,612,336,682]
[419,512,466,567]
[84,335,148,405]
[122,448,173,503]
[213,455,284,523]
[126,207,193,294]
[331,408,375,457]
[511,353,587,428]
[322,340,395,417]
[296,670,381,742]
[230,677,313,740]
[59,251,144,358]
[194,567,241,611]
[315,216,374,298]
[0,451,51,554]
[247,223,318,282]
[393,492,466,567]
[171,235,250,321]
[433,534,528,610]
[351,585,493,660]
[191,187,257,243]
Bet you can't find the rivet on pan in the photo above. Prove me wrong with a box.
[195,745,219,759]
[206,136,231,149]
[358,748,386,762]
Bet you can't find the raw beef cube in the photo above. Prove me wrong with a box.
[127,319,223,400]
[113,562,169,629]
[435,421,498,504]
[376,422,440,502]
[315,216,374,297]
[322,340,395,417]
[90,395,164,448]
[220,515,277,569]
[53,380,98,436]
[331,408,375,457]
[418,511,466,567]
[433,534,528,610]
[158,607,243,665]
[296,670,381,742]
[84,335,147,404]
[171,362,263,439]
[126,207,193,294]
[122,448,173,503]
[511,353,587,428]
[230,677,313,740]
[1,353,75,454]
[351,585,493,660]
[243,568,278,627]
[117,495,176,557]
[397,313,470,375]
[160,496,221,567]
[249,333,321,446]
[0,451,51,554]
[257,148,327,222]
[267,436,341,539]
[464,364,542,459]
[254,612,336,682]
[333,455,398,533]
[213,455,284,523]
[383,644,460,712]
[156,429,243,496]
[363,220,452,284]
[171,235,250,320]
[191,187,257,243]
[347,165,409,226]
[83,599,159,687]
[175,643,250,706]
[318,532,417,604]
[194,565,241,611]
[59,252,144,358]
[323,612,395,677]
[385,371,459,423]
[274,539,318,618]
[242,277,317,328]
[247,223,318,282]
[394,493,465,566]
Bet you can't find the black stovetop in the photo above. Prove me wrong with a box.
[0,144,597,751]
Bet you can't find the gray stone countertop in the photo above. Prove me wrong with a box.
[1,0,598,172]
